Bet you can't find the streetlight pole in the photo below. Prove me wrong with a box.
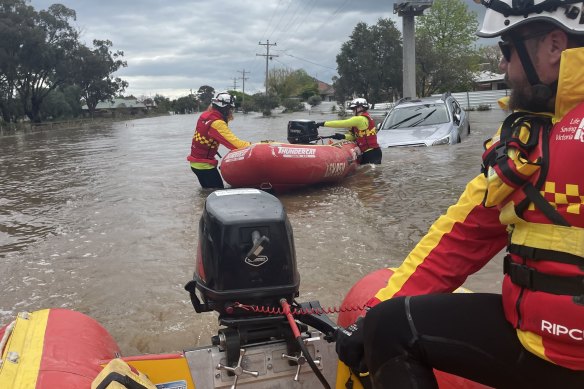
[394,1,433,99]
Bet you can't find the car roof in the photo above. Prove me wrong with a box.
[394,97,447,108]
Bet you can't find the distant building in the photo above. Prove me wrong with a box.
[315,79,335,102]
[473,70,507,91]
[81,97,151,117]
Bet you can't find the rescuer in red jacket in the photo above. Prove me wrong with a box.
[187,92,251,188]
[336,1,584,387]
[316,98,381,164]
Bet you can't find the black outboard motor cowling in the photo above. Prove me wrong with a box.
[185,189,300,317]
[287,120,319,144]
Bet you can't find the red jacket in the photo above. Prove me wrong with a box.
[371,48,584,369]
[351,112,379,153]
[188,109,250,166]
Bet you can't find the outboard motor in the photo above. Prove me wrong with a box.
[185,188,300,318]
[287,120,319,144]
[184,189,338,373]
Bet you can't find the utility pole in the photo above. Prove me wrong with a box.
[394,1,433,98]
[257,40,278,97]
[238,69,249,108]
[232,77,238,92]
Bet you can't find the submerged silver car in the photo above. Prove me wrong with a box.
[376,93,470,147]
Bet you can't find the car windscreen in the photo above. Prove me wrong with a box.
[381,103,449,129]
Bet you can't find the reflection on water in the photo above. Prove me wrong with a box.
[0,110,507,355]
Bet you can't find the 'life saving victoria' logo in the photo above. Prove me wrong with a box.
[562,115,584,142]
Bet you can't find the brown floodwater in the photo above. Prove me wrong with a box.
[0,109,507,355]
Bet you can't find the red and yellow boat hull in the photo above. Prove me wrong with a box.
[220,141,362,193]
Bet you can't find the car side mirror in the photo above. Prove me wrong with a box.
[454,113,461,125]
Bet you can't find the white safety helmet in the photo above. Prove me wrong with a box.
[211,92,235,108]
[348,98,369,110]
[476,0,584,38]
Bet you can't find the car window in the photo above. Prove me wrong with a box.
[381,103,449,129]
[450,99,461,115]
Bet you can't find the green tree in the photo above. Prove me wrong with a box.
[197,85,215,107]
[335,18,402,104]
[40,84,81,120]
[415,0,479,96]
[252,92,279,116]
[476,44,503,74]
[0,0,35,122]
[74,39,128,117]
[174,94,197,114]
[307,95,321,107]
[153,94,172,113]
[228,90,252,111]
[10,2,80,122]
[281,98,304,113]
[268,68,317,100]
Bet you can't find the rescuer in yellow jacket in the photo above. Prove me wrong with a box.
[316,98,382,164]
[336,1,584,387]
[187,92,251,188]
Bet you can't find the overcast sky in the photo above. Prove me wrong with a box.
[29,0,488,100]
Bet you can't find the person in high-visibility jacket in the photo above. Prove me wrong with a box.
[315,98,381,164]
[336,1,584,387]
[187,92,251,188]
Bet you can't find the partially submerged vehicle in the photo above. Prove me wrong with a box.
[377,93,470,147]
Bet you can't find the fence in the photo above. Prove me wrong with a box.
[365,89,511,119]
[442,89,510,110]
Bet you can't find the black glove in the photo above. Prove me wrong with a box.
[336,316,367,374]
[315,121,326,127]
[332,133,346,140]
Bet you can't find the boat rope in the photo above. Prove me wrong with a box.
[0,320,16,366]
[233,302,366,316]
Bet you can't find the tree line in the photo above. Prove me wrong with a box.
[0,0,128,123]
[1,0,500,124]
[334,0,500,105]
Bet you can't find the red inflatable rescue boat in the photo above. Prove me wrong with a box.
[0,309,119,389]
[337,268,492,389]
[220,120,362,193]
[220,141,361,193]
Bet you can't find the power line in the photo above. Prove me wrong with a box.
[267,0,295,41]
[259,0,285,43]
[282,52,336,70]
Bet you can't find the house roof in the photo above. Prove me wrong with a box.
[474,70,505,83]
[315,79,334,96]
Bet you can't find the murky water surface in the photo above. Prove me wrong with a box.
[0,110,507,355]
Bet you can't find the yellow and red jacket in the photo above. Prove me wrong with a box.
[371,47,584,370]
[187,109,251,167]
[324,112,379,153]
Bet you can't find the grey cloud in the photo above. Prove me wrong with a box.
[29,0,489,99]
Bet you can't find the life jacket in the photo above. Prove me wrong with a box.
[480,111,569,225]
[187,110,225,166]
[351,112,379,153]
[483,103,584,369]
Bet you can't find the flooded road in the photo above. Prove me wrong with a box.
[0,109,507,355]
